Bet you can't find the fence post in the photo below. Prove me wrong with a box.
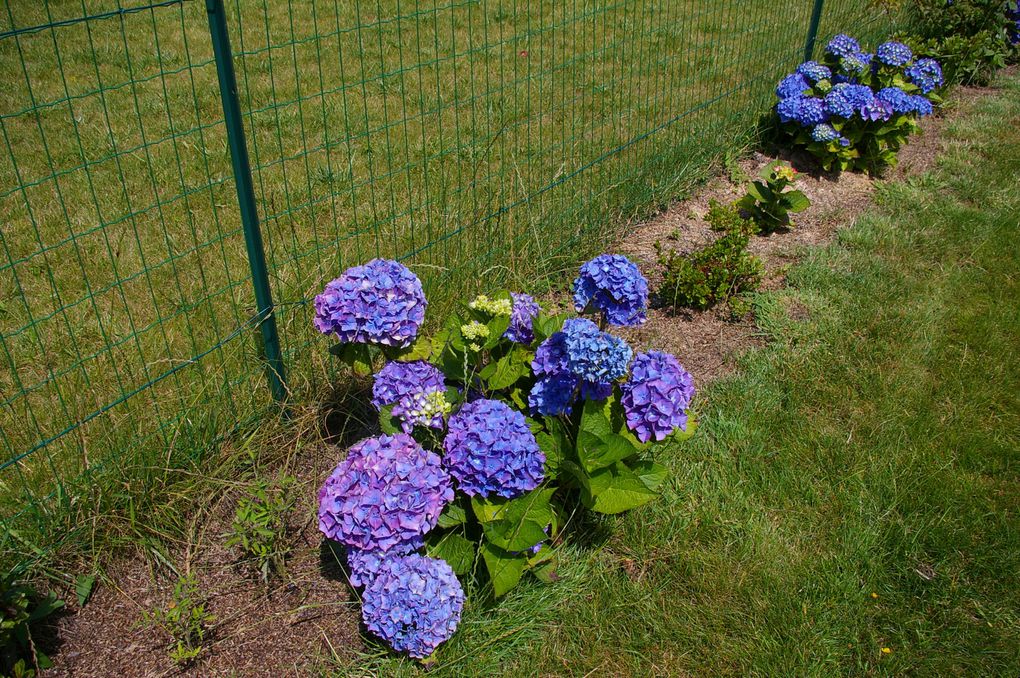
[803,0,826,62]
[205,0,287,404]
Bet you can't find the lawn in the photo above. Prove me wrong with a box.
[0,0,904,564]
[341,71,1020,676]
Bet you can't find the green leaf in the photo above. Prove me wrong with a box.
[388,334,434,362]
[580,462,658,514]
[483,518,548,552]
[437,502,467,528]
[484,314,512,349]
[75,574,96,607]
[529,550,560,583]
[631,460,669,492]
[378,403,401,435]
[329,343,375,376]
[480,350,531,391]
[783,190,810,213]
[577,398,638,472]
[480,542,527,598]
[428,532,476,576]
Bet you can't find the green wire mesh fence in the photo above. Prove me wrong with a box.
[0,0,906,565]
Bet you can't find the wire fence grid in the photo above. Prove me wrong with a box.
[0,0,907,565]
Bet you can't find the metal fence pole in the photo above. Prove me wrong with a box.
[206,0,288,403]
[803,0,827,62]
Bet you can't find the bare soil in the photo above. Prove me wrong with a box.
[41,80,998,676]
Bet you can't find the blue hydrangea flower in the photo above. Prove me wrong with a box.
[797,60,831,83]
[371,360,447,433]
[876,86,913,114]
[621,351,696,443]
[314,259,427,348]
[905,58,944,94]
[909,94,933,117]
[860,98,893,122]
[876,41,912,66]
[444,399,545,498]
[504,293,541,344]
[532,330,570,376]
[572,254,649,326]
[811,123,840,143]
[777,96,828,126]
[346,546,417,588]
[776,73,811,99]
[361,554,464,659]
[826,34,861,58]
[561,318,632,384]
[318,434,453,552]
[529,372,579,416]
[841,52,873,75]
[824,84,874,118]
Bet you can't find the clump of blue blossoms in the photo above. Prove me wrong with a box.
[371,360,448,433]
[529,371,579,416]
[621,351,696,443]
[562,318,632,383]
[572,254,648,326]
[775,33,942,172]
[505,292,541,344]
[876,41,912,67]
[314,258,427,347]
[361,554,465,659]
[905,58,944,95]
[318,433,453,553]
[443,399,545,498]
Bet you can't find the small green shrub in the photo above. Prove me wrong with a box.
[226,475,295,582]
[735,162,810,233]
[706,199,751,234]
[146,575,214,666]
[655,230,763,311]
[1,573,63,676]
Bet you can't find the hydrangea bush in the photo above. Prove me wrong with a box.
[775,34,943,172]
[315,256,696,659]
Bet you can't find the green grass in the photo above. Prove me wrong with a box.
[335,71,1020,676]
[0,0,907,566]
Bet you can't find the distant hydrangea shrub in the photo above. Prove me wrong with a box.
[775,33,942,171]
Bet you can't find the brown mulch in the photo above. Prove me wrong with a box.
[41,80,1000,676]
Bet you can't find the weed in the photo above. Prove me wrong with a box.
[145,575,214,666]
[655,230,763,311]
[227,475,296,582]
[0,573,63,676]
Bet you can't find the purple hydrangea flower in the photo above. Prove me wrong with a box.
[561,318,632,384]
[876,86,913,114]
[797,60,831,83]
[361,554,464,658]
[572,254,649,326]
[826,34,861,59]
[776,73,811,99]
[444,399,545,498]
[529,372,579,416]
[876,41,912,66]
[346,547,415,588]
[371,360,447,433]
[314,259,427,348]
[532,330,570,376]
[505,292,541,344]
[318,434,453,552]
[824,84,874,118]
[860,98,894,122]
[621,351,696,443]
[905,58,943,94]
[811,123,840,143]
[909,94,933,117]
[778,96,828,126]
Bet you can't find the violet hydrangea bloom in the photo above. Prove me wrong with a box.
[345,547,413,588]
[444,399,545,498]
[562,318,632,383]
[797,60,831,83]
[876,41,912,67]
[361,554,464,659]
[371,360,447,433]
[825,34,861,59]
[860,98,893,122]
[318,433,453,552]
[314,258,427,348]
[621,351,696,443]
[905,58,943,94]
[572,254,648,326]
[529,372,579,416]
[505,292,541,344]
[776,73,810,99]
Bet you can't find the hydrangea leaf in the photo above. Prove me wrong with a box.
[535,429,565,474]
[580,462,658,514]
[578,398,639,472]
[389,334,434,362]
[483,314,512,349]
[783,190,811,213]
[427,532,476,576]
[631,459,669,492]
[483,517,549,552]
[328,342,376,376]
[529,552,560,584]
[479,349,531,391]
[480,542,527,598]
[437,502,467,528]
[377,403,401,435]
[531,312,569,343]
